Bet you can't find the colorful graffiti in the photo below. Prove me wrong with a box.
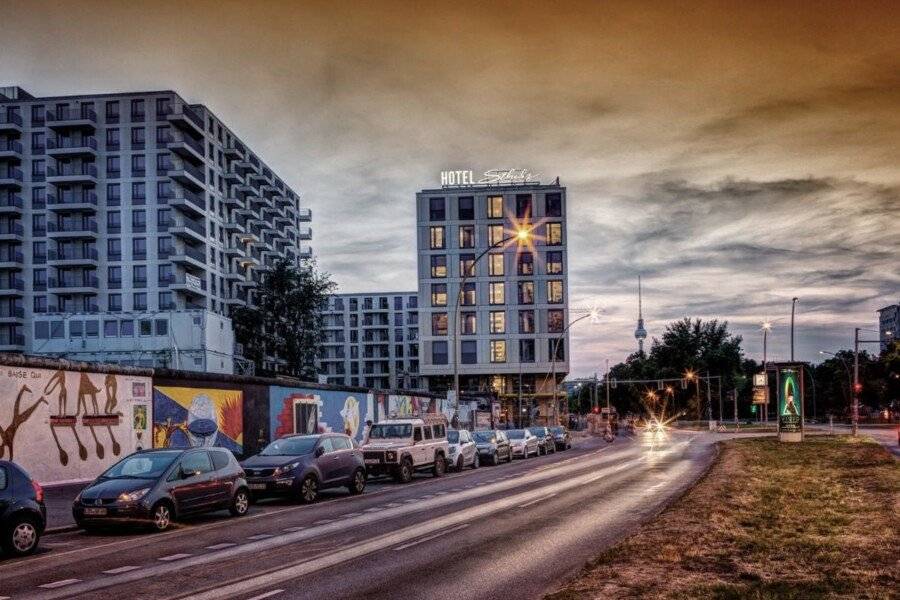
[152,386,243,454]
[0,366,150,484]
[269,387,375,442]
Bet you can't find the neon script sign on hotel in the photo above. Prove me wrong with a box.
[440,169,540,186]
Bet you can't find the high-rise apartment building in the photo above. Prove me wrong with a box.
[0,86,312,372]
[877,302,898,351]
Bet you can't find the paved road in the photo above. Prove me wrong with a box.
[1,430,716,600]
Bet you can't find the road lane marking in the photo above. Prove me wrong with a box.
[342,512,363,517]
[393,523,470,551]
[385,502,401,507]
[247,534,274,540]
[102,565,140,574]
[158,553,192,561]
[246,591,284,600]
[206,543,237,550]
[517,493,557,508]
[39,579,81,589]
[282,527,304,533]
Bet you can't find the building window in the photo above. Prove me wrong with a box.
[520,339,535,363]
[517,252,533,275]
[429,226,445,249]
[107,183,121,205]
[518,281,534,305]
[515,194,532,219]
[550,339,565,361]
[131,127,145,149]
[490,340,507,363]
[487,195,503,218]
[488,224,505,246]
[132,238,146,260]
[460,282,476,306]
[546,251,563,274]
[104,320,117,337]
[461,340,477,364]
[155,319,168,336]
[519,310,535,334]
[139,319,152,335]
[105,101,119,123]
[130,99,145,121]
[120,319,133,336]
[489,282,505,305]
[547,280,564,304]
[429,197,445,221]
[133,293,147,311]
[546,193,562,217]
[488,253,504,276]
[432,313,448,336]
[432,341,448,365]
[459,254,475,277]
[431,283,447,307]
[458,196,474,220]
[490,311,505,334]
[461,312,476,335]
[131,155,145,177]
[546,222,563,245]
[132,210,146,232]
[548,309,565,333]
[430,255,447,278]
[458,225,475,249]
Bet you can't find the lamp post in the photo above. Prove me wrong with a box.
[546,307,601,426]
[761,321,772,422]
[852,328,890,436]
[790,297,799,361]
[451,227,532,410]
[685,369,701,421]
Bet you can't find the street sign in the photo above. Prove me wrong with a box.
[753,373,767,387]
[752,386,768,405]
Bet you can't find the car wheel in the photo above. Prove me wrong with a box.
[150,502,172,532]
[299,475,319,503]
[472,453,480,469]
[229,488,250,517]
[395,457,413,483]
[348,468,366,495]
[433,455,446,477]
[3,516,40,556]
[456,456,464,472]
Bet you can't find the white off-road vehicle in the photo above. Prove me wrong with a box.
[361,415,449,483]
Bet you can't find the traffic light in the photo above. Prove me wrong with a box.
[592,406,599,414]
[751,405,757,414]
[853,383,863,394]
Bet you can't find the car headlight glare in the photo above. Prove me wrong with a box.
[274,462,301,476]
[117,487,151,503]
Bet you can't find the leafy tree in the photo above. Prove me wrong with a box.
[232,258,335,378]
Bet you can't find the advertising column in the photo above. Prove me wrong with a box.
[776,365,804,442]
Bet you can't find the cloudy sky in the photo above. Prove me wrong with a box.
[4,0,898,375]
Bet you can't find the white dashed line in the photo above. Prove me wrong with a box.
[393,523,470,551]
[102,565,140,574]
[282,526,305,533]
[518,493,557,508]
[248,533,274,540]
[385,502,402,507]
[39,579,81,589]
[247,590,285,600]
[158,553,192,562]
[206,542,238,550]
[312,519,333,526]
[364,507,381,512]
[342,512,363,518]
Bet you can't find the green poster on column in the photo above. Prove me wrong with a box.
[778,368,802,433]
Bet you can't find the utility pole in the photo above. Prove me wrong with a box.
[733,388,738,423]
[605,359,611,425]
[790,297,799,361]
[706,372,713,423]
[853,327,860,437]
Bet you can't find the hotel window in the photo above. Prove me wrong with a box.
[459,254,475,277]
[459,225,475,248]
[131,127,145,149]
[550,339,565,361]
[489,282,505,305]
[130,99,145,121]
[460,282,476,306]
[546,193,562,217]
[156,97,172,117]
[488,224,505,246]
[461,340,477,364]
[106,156,120,178]
[458,196,474,220]
[106,128,120,150]
[546,251,563,274]
[517,252,533,275]
[133,292,148,311]
[431,283,447,307]
[131,154,145,177]
[515,194,532,219]
[432,341,448,365]
[431,313,448,336]
[487,195,503,218]
[519,339,535,363]
[490,340,507,363]
[429,197,445,221]
[488,253,504,276]
[519,310,535,334]
[548,309,565,333]
[546,223,563,245]
[429,226,445,249]
[132,210,146,232]
[461,311,476,334]
[31,105,45,125]
[430,255,447,278]
[547,280,564,304]
[31,131,45,152]
[518,281,534,305]
[105,101,119,123]
[489,311,505,334]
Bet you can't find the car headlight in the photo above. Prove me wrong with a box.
[273,462,301,477]
[117,488,151,503]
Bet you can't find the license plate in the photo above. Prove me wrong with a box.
[84,507,107,516]
[364,459,380,464]
[249,483,267,490]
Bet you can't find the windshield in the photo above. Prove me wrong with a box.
[261,436,318,456]
[473,431,496,443]
[528,428,546,436]
[101,452,180,479]
[447,431,460,443]
[506,429,526,439]
[368,423,412,439]
[551,427,565,434]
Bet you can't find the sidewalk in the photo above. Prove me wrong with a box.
[43,482,87,531]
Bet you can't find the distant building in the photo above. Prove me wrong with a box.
[877,302,898,351]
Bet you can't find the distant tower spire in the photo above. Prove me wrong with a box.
[635,276,647,354]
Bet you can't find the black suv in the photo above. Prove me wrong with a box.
[73,448,250,532]
[0,461,47,556]
[472,430,513,465]
[528,427,556,455]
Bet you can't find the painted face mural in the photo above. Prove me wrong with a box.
[340,396,360,437]
[153,387,243,454]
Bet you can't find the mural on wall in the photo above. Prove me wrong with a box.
[0,366,150,484]
[269,387,375,442]
[386,394,444,418]
[152,386,243,454]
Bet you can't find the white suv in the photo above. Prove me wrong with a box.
[361,416,450,483]
[447,429,479,471]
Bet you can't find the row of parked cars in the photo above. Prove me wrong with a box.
[1,417,572,557]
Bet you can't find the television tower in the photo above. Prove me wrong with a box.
[634,276,647,354]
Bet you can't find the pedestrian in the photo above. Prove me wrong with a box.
[362,419,373,444]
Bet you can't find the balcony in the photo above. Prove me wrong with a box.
[46,192,98,213]
[0,140,23,162]
[46,137,99,158]
[0,195,23,215]
[46,163,98,185]
[164,189,206,218]
[170,217,207,243]
[170,245,208,270]
[0,306,25,322]
[0,278,25,296]
[224,296,247,308]
[224,141,245,159]
[0,168,24,189]
[165,105,205,136]
[47,219,99,239]
[48,247,99,267]
[167,134,205,164]
[48,275,100,294]
[0,222,24,241]
[298,207,312,222]
[0,113,23,135]
[0,251,23,270]
[167,162,205,191]
[224,170,244,185]
[46,107,98,131]
[299,247,313,259]
[0,332,25,350]
[171,272,207,297]
[298,226,312,240]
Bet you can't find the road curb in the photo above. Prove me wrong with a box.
[45,524,79,536]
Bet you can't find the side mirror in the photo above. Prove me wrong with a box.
[180,468,195,480]
[315,446,325,457]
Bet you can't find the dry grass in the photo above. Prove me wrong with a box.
[546,436,900,600]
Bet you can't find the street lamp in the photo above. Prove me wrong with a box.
[451,225,533,408]
[790,297,799,361]
[684,369,703,421]
[760,321,773,422]
[544,306,602,426]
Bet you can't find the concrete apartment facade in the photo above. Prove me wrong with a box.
[877,302,898,351]
[0,85,312,373]
[317,291,420,390]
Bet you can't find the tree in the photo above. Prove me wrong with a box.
[231,258,335,378]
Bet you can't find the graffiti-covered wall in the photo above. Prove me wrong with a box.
[0,365,152,484]
[378,393,446,420]
[269,386,376,442]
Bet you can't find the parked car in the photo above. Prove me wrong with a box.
[0,461,46,556]
[73,448,250,532]
[361,415,449,483]
[528,427,556,455]
[241,433,366,503]
[506,429,540,458]
[472,430,513,465]
[550,426,572,450]
[447,429,479,471]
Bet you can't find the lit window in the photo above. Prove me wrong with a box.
[431,313,448,335]
[431,283,447,306]
[459,225,475,249]
[430,226,445,249]
[489,282,505,305]
[490,340,507,363]
[459,254,475,277]
[490,311,505,334]
[547,280,564,304]
[488,224,505,246]
[487,195,503,218]
[461,312,476,334]
[430,255,447,278]
[546,223,562,245]
[546,251,563,274]
[460,282,476,306]
[518,281,534,305]
[488,253,504,276]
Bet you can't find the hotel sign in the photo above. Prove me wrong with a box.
[440,168,540,186]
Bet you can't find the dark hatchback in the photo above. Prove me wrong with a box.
[73,448,250,532]
[0,461,46,556]
[528,427,556,455]
[550,426,572,450]
[472,430,513,465]
[241,433,366,503]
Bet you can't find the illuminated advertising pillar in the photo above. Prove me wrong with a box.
[776,365,804,442]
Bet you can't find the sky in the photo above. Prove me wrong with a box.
[3,0,898,375]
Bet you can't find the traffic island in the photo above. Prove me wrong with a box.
[546,436,899,599]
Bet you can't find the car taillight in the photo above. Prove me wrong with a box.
[32,480,44,503]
